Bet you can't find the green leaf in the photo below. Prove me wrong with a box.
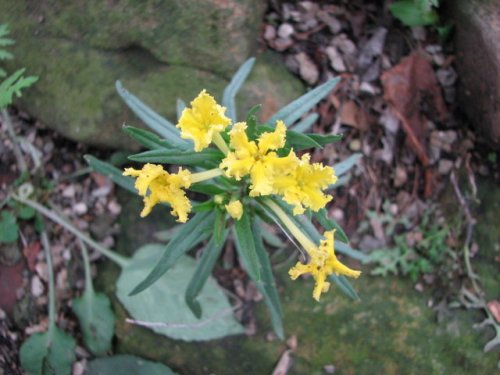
[123,126,180,150]
[176,98,186,121]
[128,148,223,168]
[117,245,244,341]
[390,0,439,26]
[334,241,368,262]
[268,78,340,126]
[307,133,343,147]
[189,182,227,195]
[0,68,38,109]
[185,228,228,318]
[19,327,76,375]
[115,81,190,149]
[130,211,214,295]
[17,204,36,220]
[223,57,256,122]
[85,355,178,375]
[333,153,362,177]
[329,274,360,301]
[71,290,115,355]
[233,210,261,281]
[192,200,215,213]
[252,223,284,339]
[86,355,180,375]
[84,155,136,194]
[0,210,18,243]
[314,208,349,243]
[289,113,318,133]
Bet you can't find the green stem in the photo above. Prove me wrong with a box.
[40,230,56,336]
[213,132,230,155]
[190,168,223,184]
[12,195,129,268]
[2,109,28,173]
[264,198,317,252]
[78,239,94,294]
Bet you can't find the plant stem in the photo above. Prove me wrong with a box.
[190,168,223,183]
[78,239,94,294]
[2,109,28,173]
[213,132,230,155]
[12,195,129,268]
[40,230,56,336]
[264,199,316,253]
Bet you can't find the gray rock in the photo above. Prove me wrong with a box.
[1,1,303,149]
[451,0,500,149]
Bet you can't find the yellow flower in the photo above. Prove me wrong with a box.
[273,153,337,215]
[289,230,361,301]
[220,120,295,196]
[225,200,243,220]
[123,163,192,223]
[177,90,231,152]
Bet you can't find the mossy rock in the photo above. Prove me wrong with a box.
[0,1,303,149]
[93,192,497,375]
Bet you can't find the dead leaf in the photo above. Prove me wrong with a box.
[23,241,41,271]
[339,100,370,131]
[381,51,447,197]
[272,349,293,375]
[295,52,319,85]
[487,301,500,323]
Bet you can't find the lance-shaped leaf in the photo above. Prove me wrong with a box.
[307,133,343,147]
[87,355,180,375]
[128,148,223,168]
[268,77,340,126]
[333,153,362,176]
[20,328,76,375]
[189,182,227,195]
[289,113,318,133]
[72,290,115,355]
[329,274,360,301]
[84,155,135,193]
[252,223,284,339]
[176,98,186,121]
[314,208,349,243]
[130,211,214,295]
[334,241,368,262]
[233,210,261,282]
[185,218,228,318]
[223,57,256,122]
[115,81,190,149]
[122,126,180,150]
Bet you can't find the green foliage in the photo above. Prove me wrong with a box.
[370,212,455,282]
[0,210,18,243]
[0,24,38,109]
[116,245,244,341]
[86,355,180,375]
[390,0,439,27]
[71,290,115,355]
[19,328,76,375]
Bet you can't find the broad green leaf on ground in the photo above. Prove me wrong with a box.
[72,290,115,355]
[20,327,76,375]
[390,0,439,26]
[130,211,214,295]
[117,245,244,341]
[86,355,179,375]
[0,210,18,243]
[84,155,136,194]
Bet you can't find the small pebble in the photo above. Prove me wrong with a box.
[324,364,336,374]
[31,275,44,297]
[349,139,361,151]
[278,23,294,39]
[73,202,88,215]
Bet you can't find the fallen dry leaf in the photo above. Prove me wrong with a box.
[381,51,447,197]
[23,241,41,271]
[487,300,500,323]
[272,349,293,375]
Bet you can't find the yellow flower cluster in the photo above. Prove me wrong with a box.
[123,164,192,223]
[219,120,337,215]
[289,230,361,301]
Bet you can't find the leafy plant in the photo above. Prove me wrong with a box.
[86,57,366,340]
[0,24,38,110]
[390,0,439,27]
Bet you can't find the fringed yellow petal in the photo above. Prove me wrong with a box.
[177,90,231,151]
[122,164,192,223]
[257,120,287,154]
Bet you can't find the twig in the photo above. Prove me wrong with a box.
[2,109,28,173]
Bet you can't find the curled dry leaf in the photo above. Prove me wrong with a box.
[487,300,500,323]
[381,51,447,197]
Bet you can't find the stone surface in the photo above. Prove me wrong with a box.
[93,191,498,375]
[0,1,303,149]
[451,0,500,149]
